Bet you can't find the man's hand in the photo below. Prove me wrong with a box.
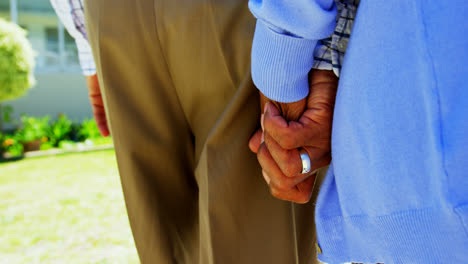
[249,70,338,203]
[249,92,307,153]
[249,91,307,184]
[85,74,110,137]
[259,92,307,123]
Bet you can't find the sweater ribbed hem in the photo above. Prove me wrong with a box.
[316,207,468,263]
[251,20,318,103]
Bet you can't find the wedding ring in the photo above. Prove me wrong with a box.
[299,149,311,174]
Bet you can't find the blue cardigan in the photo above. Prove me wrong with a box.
[249,0,468,263]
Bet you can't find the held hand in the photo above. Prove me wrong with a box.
[249,92,307,154]
[85,74,110,137]
[249,92,307,186]
[250,70,338,203]
[259,91,306,123]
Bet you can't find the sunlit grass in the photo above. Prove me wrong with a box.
[0,150,139,264]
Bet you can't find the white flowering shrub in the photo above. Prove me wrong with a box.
[0,18,35,102]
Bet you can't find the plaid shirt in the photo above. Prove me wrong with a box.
[49,0,96,75]
[312,0,359,77]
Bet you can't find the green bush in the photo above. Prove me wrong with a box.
[39,141,54,151]
[16,115,49,142]
[0,19,36,101]
[78,118,101,140]
[48,114,73,147]
[1,133,23,156]
[3,115,111,154]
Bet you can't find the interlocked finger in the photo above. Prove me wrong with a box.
[263,103,323,150]
[263,133,302,177]
[264,133,326,178]
[257,143,313,192]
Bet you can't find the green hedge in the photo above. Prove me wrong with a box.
[1,114,111,157]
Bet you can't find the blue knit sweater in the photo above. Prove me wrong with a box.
[249,0,468,263]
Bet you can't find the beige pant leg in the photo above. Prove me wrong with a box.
[85,1,198,262]
[85,0,324,263]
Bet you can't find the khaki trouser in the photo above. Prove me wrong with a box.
[84,0,326,263]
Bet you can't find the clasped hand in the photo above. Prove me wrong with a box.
[249,70,338,203]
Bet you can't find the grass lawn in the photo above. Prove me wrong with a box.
[0,150,139,264]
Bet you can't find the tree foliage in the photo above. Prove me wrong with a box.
[0,18,35,102]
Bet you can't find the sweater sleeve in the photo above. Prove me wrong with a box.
[249,0,337,103]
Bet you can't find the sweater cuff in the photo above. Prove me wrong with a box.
[251,20,318,103]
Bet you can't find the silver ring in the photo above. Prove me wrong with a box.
[299,149,311,174]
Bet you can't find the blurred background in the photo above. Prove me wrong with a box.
[0,0,139,263]
[0,0,90,124]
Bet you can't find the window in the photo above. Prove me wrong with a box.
[45,27,60,66]
[45,27,59,53]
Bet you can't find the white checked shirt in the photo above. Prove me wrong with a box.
[49,0,96,76]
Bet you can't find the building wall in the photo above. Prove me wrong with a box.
[5,73,92,126]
